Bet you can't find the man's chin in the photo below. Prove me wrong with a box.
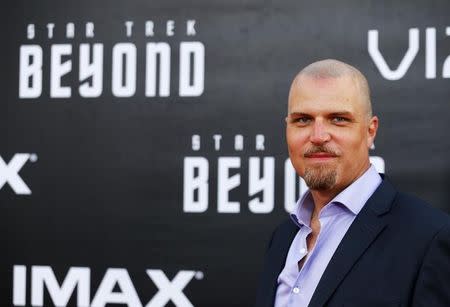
[306,182,336,191]
[303,168,337,191]
[308,183,335,191]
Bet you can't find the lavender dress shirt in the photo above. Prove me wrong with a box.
[274,165,382,307]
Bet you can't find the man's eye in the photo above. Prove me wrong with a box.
[295,117,311,124]
[332,117,348,123]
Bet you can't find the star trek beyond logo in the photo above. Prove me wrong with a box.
[182,134,386,214]
[18,20,204,100]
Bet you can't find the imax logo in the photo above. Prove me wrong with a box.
[13,265,203,307]
[0,153,37,195]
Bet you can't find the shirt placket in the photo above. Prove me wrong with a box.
[287,225,311,306]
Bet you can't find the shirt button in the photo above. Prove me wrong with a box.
[300,248,307,254]
[293,287,300,294]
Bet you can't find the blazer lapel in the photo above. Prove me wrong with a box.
[256,220,299,307]
[308,177,397,307]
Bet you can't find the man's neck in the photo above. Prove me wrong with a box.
[309,190,340,219]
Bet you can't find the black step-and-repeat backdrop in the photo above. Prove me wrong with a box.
[2,0,450,306]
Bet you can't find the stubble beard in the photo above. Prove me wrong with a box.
[303,165,337,190]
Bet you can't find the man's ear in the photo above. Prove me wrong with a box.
[367,116,379,148]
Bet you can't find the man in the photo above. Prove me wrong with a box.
[255,59,450,307]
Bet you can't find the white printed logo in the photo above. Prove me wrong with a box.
[368,27,450,80]
[19,20,205,99]
[13,265,203,307]
[182,134,385,214]
[0,153,37,195]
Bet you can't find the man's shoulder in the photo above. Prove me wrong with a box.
[388,189,450,232]
[371,176,449,230]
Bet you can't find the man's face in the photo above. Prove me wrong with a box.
[286,75,378,192]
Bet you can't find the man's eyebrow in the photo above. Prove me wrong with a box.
[329,111,353,117]
[288,112,311,117]
[288,111,354,117]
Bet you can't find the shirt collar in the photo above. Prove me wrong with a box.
[290,191,315,227]
[290,165,382,227]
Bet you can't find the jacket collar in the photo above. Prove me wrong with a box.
[308,175,397,307]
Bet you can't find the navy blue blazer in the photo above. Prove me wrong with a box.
[255,177,450,307]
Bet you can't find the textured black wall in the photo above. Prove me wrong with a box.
[2,1,449,306]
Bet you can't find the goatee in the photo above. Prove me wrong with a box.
[304,165,337,190]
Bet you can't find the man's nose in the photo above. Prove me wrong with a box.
[309,120,331,144]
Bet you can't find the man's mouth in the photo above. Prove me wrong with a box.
[304,152,338,161]
[305,152,337,158]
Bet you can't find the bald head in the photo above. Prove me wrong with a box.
[289,59,373,119]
